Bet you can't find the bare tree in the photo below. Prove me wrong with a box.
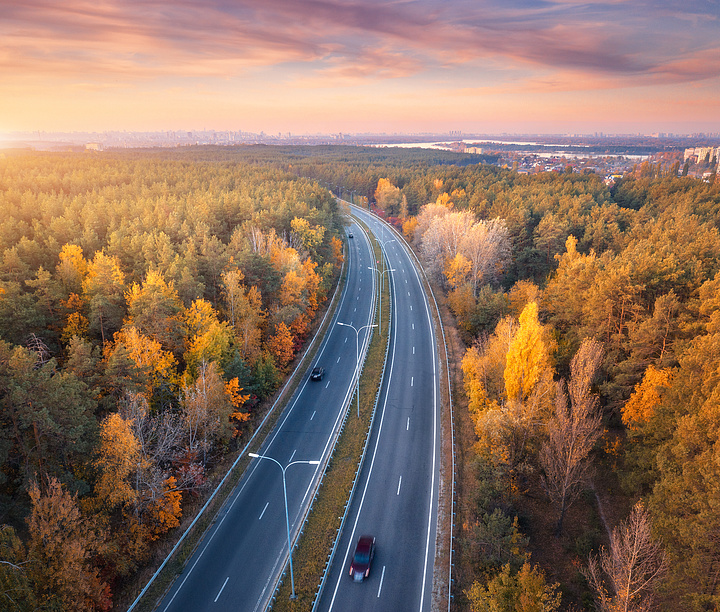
[419,209,475,280]
[180,360,234,466]
[584,502,667,612]
[460,217,511,294]
[417,205,510,289]
[120,392,183,510]
[540,338,604,534]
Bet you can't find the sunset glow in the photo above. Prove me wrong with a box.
[2,0,719,133]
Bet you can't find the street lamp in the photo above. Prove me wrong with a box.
[376,235,396,280]
[368,264,395,335]
[247,452,320,600]
[337,321,377,417]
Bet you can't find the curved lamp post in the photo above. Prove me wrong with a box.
[337,321,377,417]
[248,453,320,599]
[368,263,395,335]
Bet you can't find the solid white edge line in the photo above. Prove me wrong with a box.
[414,237,439,612]
[368,209,439,612]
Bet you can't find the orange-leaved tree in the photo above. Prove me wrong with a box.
[27,477,111,611]
[621,365,673,431]
[266,321,295,371]
[330,235,344,268]
[226,377,251,436]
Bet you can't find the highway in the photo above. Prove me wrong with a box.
[315,205,441,612]
[156,219,377,612]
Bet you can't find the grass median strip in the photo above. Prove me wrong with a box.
[272,219,390,611]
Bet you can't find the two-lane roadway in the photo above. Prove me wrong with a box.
[316,205,441,612]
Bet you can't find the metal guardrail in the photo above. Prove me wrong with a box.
[267,218,381,609]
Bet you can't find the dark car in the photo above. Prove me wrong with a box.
[348,232,354,238]
[349,535,375,582]
[310,366,325,381]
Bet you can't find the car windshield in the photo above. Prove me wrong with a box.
[353,550,370,564]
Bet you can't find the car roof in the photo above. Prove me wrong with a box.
[357,535,374,549]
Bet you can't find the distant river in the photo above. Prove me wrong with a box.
[371,139,647,160]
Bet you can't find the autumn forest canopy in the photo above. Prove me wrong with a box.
[0,148,344,610]
[1,145,720,611]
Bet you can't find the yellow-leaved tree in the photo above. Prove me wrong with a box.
[291,217,325,259]
[444,253,472,290]
[465,303,555,482]
[222,270,265,362]
[111,326,178,401]
[374,178,403,214]
[621,365,673,431]
[183,298,234,375]
[124,270,185,355]
[504,302,553,407]
[56,243,88,295]
[82,251,126,343]
[94,412,140,512]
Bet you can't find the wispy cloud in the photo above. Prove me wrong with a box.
[1,0,719,131]
[3,0,718,82]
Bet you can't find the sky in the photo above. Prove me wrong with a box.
[1,0,720,135]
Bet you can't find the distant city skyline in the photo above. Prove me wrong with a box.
[2,1,719,136]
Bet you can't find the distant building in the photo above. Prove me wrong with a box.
[85,142,104,151]
[685,146,720,163]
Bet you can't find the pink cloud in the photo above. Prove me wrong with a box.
[1,0,719,132]
[2,0,708,82]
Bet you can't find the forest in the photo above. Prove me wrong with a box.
[394,165,720,611]
[0,149,344,610]
[1,144,720,611]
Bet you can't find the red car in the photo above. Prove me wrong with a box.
[349,535,375,582]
